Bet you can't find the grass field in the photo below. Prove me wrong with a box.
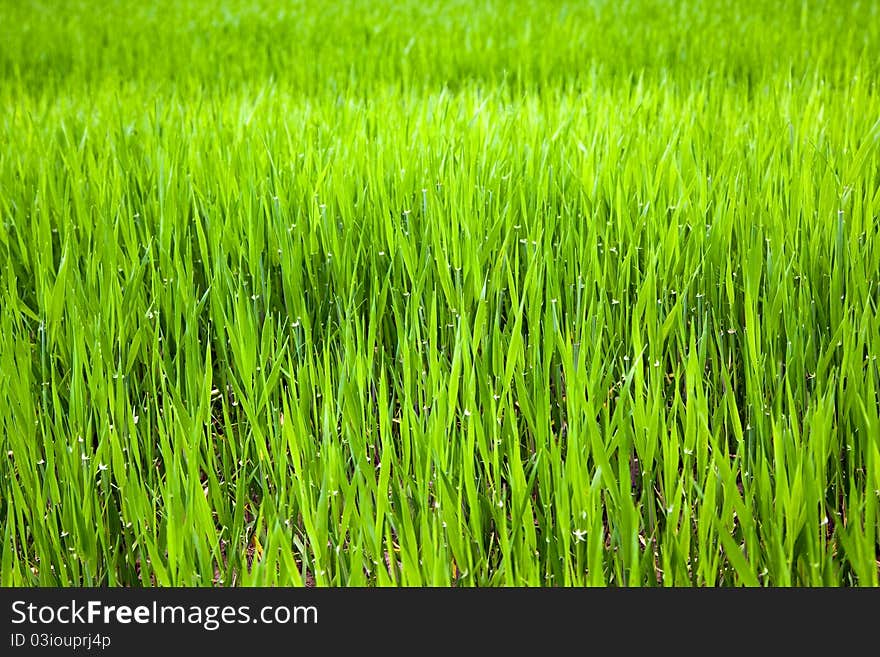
[1,0,879,586]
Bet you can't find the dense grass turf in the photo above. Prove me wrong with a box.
[1,0,879,586]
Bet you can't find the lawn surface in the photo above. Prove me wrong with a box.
[1,0,879,585]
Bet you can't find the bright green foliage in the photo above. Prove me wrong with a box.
[1,0,879,586]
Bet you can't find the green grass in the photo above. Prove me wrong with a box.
[1,0,879,586]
